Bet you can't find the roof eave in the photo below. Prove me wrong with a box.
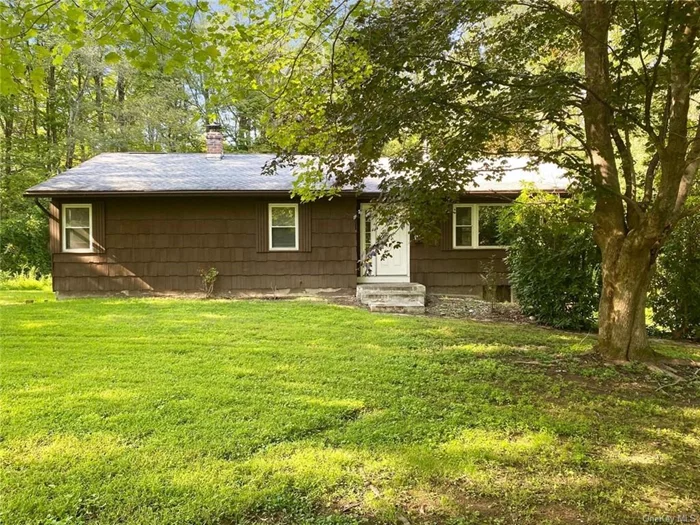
[24,188,568,198]
[24,189,361,198]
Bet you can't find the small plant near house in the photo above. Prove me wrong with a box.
[267,285,281,300]
[479,255,501,313]
[198,267,219,298]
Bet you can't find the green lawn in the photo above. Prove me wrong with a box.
[1,292,698,524]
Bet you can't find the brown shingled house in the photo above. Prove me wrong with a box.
[25,125,568,311]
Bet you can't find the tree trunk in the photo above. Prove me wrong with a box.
[580,0,656,362]
[46,64,57,145]
[597,236,657,361]
[116,72,127,152]
[65,74,80,169]
[238,114,250,150]
[65,122,75,169]
[1,96,13,178]
[32,95,39,138]
[94,73,105,135]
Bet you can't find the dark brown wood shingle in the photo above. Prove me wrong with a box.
[299,203,312,252]
[256,201,269,253]
[92,201,106,253]
[441,213,453,251]
[49,201,61,254]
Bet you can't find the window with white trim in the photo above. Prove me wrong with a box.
[453,205,474,248]
[269,203,299,251]
[62,204,93,252]
[453,204,510,249]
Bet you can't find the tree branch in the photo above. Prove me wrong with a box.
[631,0,650,86]
[271,0,350,103]
[591,177,645,222]
[1,0,59,41]
[643,152,660,205]
[643,0,672,138]
[611,125,635,199]
[329,0,363,105]
[673,117,700,217]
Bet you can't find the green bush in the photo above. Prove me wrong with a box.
[499,189,601,331]
[650,209,700,340]
[0,267,52,291]
[0,206,51,276]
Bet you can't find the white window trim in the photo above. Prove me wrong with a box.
[62,203,93,253]
[268,203,299,251]
[452,203,509,250]
[452,204,475,250]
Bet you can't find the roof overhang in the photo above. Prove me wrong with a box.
[25,189,362,198]
[24,188,568,199]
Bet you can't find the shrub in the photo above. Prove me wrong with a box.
[649,208,700,340]
[199,267,219,297]
[0,266,52,291]
[479,255,504,312]
[499,189,601,331]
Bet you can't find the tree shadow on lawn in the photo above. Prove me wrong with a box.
[1,299,699,524]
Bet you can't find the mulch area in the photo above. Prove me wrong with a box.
[424,294,534,324]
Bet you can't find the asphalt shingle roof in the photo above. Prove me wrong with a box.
[24,153,569,196]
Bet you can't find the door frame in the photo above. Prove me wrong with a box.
[358,203,410,283]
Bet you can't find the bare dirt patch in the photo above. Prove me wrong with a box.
[425,295,532,324]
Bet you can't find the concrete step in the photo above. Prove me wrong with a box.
[368,303,425,314]
[360,290,426,303]
[357,283,426,302]
[357,282,426,293]
[357,282,426,314]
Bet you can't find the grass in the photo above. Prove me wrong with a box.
[1,292,698,525]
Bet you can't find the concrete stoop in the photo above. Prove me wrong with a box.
[356,283,426,314]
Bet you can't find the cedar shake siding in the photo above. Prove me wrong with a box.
[411,244,508,296]
[410,196,513,296]
[51,197,358,294]
[50,195,511,298]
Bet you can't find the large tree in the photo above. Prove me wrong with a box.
[251,0,700,361]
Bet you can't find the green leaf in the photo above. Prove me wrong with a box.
[104,52,121,65]
[163,59,176,75]
[35,46,52,59]
[194,49,210,63]
[0,66,18,96]
[206,45,220,58]
[145,47,158,64]
[97,34,115,46]
[29,66,45,95]
[51,43,72,66]
[127,29,141,43]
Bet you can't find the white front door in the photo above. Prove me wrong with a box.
[359,204,410,283]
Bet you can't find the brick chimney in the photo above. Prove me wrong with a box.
[205,122,223,160]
